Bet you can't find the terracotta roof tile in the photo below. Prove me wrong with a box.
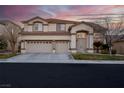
[21,16,47,23]
[69,21,107,33]
[21,16,80,24]
[20,31,70,35]
[46,18,80,24]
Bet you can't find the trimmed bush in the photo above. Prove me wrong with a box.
[111,49,117,54]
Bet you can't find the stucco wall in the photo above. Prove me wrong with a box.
[113,41,124,54]
[48,24,56,31]
[70,35,76,49]
[43,25,48,32]
[24,24,33,32]
[71,24,93,34]
[20,35,71,41]
[24,23,74,32]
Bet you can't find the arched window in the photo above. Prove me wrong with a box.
[77,32,87,38]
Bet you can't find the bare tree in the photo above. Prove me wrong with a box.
[0,20,21,54]
[101,17,124,55]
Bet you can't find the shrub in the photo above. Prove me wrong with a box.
[0,39,7,50]
[101,50,109,54]
[101,44,109,50]
[111,49,117,54]
[101,44,109,54]
[93,41,103,53]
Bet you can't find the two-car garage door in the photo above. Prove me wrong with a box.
[26,41,69,53]
[26,41,53,53]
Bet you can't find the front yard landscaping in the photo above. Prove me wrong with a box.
[0,53,16,59]
[72,53,124,60]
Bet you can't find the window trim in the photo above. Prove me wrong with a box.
[33,22,43,31]
[57,23,66,31]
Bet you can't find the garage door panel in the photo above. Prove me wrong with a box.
[26,41,52,53]
[55,41,69,53]
[25,41,69,53]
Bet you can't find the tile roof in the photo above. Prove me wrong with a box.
[20,31,70,35]
[21,16,47,23]
[69,21,107,33]
[46,18,80,24]
[21,16,80,24]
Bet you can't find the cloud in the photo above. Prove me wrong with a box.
[0,5,124,25]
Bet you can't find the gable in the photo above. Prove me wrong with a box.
[70,23,94,33]
[22,16,48,25]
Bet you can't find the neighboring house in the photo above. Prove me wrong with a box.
[19,16,106,53]
[113,40,124,54]
[112,35,124,54]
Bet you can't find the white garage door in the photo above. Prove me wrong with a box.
[55,41,69,53]
[26,41,52,53]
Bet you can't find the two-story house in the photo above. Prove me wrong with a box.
[19,16,94,53]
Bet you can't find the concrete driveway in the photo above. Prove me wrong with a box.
[6,53,73,62]
[1,53,124,64]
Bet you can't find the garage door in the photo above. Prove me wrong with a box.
[26,41,52,53]
[55,41,69,53]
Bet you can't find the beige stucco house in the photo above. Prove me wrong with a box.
[19,16,95,53]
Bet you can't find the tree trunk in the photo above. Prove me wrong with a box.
[109,46,112,55]
[10,43,16,54]
[96,47,99,53]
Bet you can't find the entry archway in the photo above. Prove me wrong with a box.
[76,31,88,53]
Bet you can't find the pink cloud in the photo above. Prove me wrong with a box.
[55,5,124,20]
[1,5,124,24]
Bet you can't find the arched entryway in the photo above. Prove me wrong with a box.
[76,31,88,53]
[69,23,94,53]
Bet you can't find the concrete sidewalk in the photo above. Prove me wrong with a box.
[0,59,124,64]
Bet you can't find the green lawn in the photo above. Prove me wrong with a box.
[72,53,124,60]
[0,53,16,59]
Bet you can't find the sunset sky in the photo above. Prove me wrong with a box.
[0,5,124,25]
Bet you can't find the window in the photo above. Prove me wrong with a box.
[33,23,43,31]
[57,24,66,31]
[77,32,86,38]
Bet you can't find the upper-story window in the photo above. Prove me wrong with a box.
[33,23,43,31]
[57,24,66,31]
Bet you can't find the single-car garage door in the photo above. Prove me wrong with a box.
[26,41,52,53]
[55,41,69,53]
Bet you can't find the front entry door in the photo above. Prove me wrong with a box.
[76,32,87,53]
[77,38,86,52]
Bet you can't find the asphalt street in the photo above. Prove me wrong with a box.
[0,63,124,88]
